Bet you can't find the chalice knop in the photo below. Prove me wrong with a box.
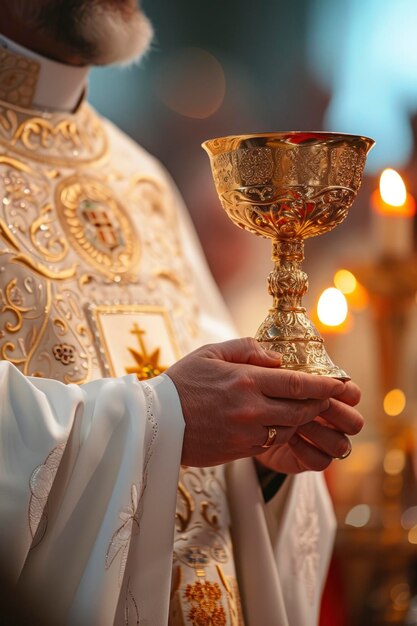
[203,132,374,380]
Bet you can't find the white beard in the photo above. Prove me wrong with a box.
[80,5,154,65]
[10,0,154,66]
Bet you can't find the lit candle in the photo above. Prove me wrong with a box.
[371,168,416,258]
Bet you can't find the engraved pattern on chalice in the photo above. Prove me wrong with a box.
[203,132,374,380]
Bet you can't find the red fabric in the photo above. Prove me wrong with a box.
[319,555,348,626]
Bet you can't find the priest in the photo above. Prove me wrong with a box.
[0,1,364,624]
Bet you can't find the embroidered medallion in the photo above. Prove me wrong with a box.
[55,176,139,280]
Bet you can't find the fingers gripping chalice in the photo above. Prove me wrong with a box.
[203,132,374,380]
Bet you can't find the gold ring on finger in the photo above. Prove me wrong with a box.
[334,438,352,460]
[261,426,278,449]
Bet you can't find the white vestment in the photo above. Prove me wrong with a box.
[0,38,336,625]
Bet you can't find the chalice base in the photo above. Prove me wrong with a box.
[255,308,350,381]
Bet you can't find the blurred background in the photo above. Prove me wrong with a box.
[89,1,417,624]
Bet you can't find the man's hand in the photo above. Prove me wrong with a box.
[256,380,362,473]
[166,338,364,470]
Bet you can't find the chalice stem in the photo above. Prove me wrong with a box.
[269,239,307,311]
[255,238,349,380]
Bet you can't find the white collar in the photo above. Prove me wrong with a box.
[0,34,89,112]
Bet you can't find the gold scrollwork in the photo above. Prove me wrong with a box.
[200,501,220,530]
[30,203,69,263]
[1,342,26,365]
[1,278,52,371]
[216,566,244,626]
[53,318,69,335]
[0,219,77,281]
[1,278,32,333]
[220,186,355,240]
[176,482,195,533]
[0,102,109,167]
[0,154,34,174]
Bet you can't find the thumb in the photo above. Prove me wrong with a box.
[203,337,282,367]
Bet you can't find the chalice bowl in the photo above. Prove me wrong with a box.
[203,132,374,380]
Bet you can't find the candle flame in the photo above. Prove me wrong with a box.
[317,288,348,326]
[380,168,407,206]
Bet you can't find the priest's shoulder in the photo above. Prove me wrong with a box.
[86,103,171,185]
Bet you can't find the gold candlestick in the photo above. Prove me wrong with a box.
[203,132,374,380]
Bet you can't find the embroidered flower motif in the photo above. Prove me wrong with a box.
[292,474,320,603]
[106,484,139,586]
[28,443,66,543]
[52,343,76,365]
[185,580,226,626]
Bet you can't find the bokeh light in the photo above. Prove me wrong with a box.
[383,389,406,416]
[383,448,406,475]
[401,506,417,530]
[334,269,357,294]
[345,504,371,527]
[155,47,226,119]
[379,168,407,206]
[408,525,417,544]
[317,288,348,326]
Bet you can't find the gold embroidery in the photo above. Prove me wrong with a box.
[216,566,244,626]
[55,175,139,281]
[0,153,34,173]
[30,203,69,263]
[0,102,109,167]
[171,566,183,600]
[88,304,181,378]
[52,343,76,365]
[184,580,227,626]
[125,322,167,380]
[0,157,76,279]
[153,269,190,294]
[201,501,220,530]
[1,277,32,333]
[0,274,52,372]
[0,99,201,389]
[172,467,246,625]
[0,48,39,108]
[0,220,77,280]
[176,482,195,533]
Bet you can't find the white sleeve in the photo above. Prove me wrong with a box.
[0,362,184,625]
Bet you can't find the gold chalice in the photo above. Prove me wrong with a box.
[203,132,374,380]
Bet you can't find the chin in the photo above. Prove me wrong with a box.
[82,5,154,65]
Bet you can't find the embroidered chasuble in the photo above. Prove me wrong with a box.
[0,43,336,626]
